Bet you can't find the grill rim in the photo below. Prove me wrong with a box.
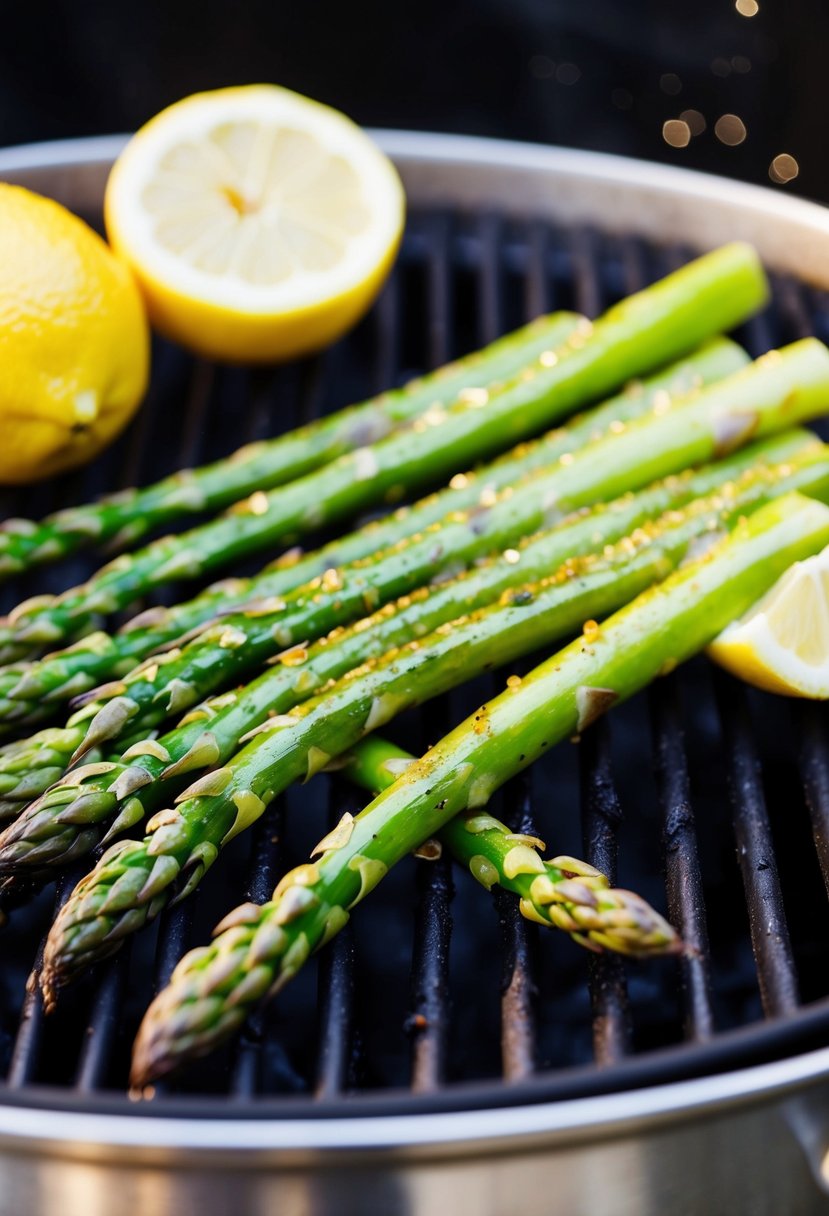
[2,129,829,285]
[3,992,829,1124]
[0,132,828,1150]
[0,1044,829,1162]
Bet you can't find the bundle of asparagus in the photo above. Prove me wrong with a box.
[0,338,747,732]
[129,493,829,1084]
[1,240,827,1096]
[0,312,582,580]
[3,338,824,820]
[0,242,766,664]
[37,443,829,999]
[2,431,825,884]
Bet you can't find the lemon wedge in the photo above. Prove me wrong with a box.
[105,85,405,363]
[707,545,829,698]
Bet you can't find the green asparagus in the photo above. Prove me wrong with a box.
[0,428,815,839]
[4,432,820,872]
[0,313,584,581]
[0,243,768,663]
[40,487,829,998]
[36,535,683,990]
[0,339,748,730]
[3,428,821,865]
[344,735,678,953]
[128,492,829,1084]
[47,341,829,770]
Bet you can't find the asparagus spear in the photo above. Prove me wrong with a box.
[45,341,829,770]
[128,492,829,1083]
[342,734,678,952]
[0,429,815,837]
[40,487,829,998]
[0,339,747,730]
[0,244,768,663]
[0,313,585,581]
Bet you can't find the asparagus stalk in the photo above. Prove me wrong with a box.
[0,313,584,581]
[0,430,815,837]
[343,735,678,953]
[0,339,747,730]
[40,489,829,999]
[128,492,829,1084]
[45,341,829,769]
[0,244,768,663]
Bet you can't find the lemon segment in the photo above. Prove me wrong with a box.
[104,86,405,363]
[0,183,149,484]
[707,545,829,698]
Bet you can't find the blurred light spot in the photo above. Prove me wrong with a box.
[732,55,752,73]
[714,114,747,145]
[680,109,706,136]
[736,0,759,14]
[711,57,732,77]
[769,153,799,184]
[660,73,682,95]
[529,55,555,79]
[612,87,633,109]
[556,62,581,85]
[663,119,691,148]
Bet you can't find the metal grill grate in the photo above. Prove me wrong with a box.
[1,212,829,1118]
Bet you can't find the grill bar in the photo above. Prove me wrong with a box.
[496,772,539,1082]
[314,786,357,1101]
[800,703,829,903]
[230,799,286,1099]
[714,671,800,1018]
[6,943,47,1090]
[74,951,129,1093]
[408,854,454,1092]
[7,876,77,1090]
[0,208,828,1115]
[649,678,715,1042]
[580,722,631,1066]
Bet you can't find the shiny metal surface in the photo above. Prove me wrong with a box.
[2,1062,829,1215]
[1,133,829,1215]
[3,131,829,283]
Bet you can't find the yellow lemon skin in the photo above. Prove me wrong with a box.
[707,635,818,698]
[103,86,405,364]
[0,183,150,484]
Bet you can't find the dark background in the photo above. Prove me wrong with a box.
[0,1,825,199]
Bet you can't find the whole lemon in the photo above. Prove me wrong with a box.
[0,183,149,483]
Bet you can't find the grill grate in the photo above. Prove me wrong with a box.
[1,211,829,1117]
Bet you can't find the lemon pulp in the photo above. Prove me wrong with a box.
[707,546,829,698]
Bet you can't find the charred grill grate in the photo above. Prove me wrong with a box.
[1,211,829,1117]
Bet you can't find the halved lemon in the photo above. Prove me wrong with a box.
[707,545,829,698]
[104,85,405,363]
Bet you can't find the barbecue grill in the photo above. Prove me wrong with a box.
[1,133,829,1216]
